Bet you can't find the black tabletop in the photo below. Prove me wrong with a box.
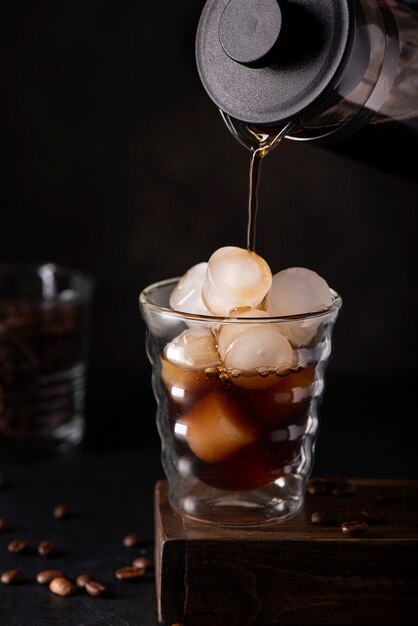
[0,446,164,626]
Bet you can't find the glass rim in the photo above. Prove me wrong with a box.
[0,262,94,303]
[139,277,342,323]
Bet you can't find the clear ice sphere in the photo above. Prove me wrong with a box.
[169,262,211,316]
[164,327,220,370]
[203,247,272,316]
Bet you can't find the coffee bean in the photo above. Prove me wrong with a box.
[311,511,343,526]
[331,482,356,497]
[53,503,71,519]
[0,474,10,490]
[85,580,108,597]
[341,521,369,537]
[123,533,144,548]
[132,556,153,571]
[115,566,146,581]
[375,488,406,503]
[1,569,24,585]
[37,570,67,585]
[7,539,30,554]
[0,516,8,531]
[76,574,93,589]
[362,506,390,524]
[49,577,76,596]
[307,480,328,496]
[38,540,57,557]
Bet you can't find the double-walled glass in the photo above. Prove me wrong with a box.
[140,278,341,527]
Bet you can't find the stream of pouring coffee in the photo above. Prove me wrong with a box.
[219,116,296,251]
[246,121,297,251]
[247,150,262,252]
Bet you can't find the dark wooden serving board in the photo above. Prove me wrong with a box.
[154,479,418,626]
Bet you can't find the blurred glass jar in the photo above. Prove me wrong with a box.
[0,264,93,457]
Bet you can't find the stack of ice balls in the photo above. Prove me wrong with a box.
[167,246,333,378]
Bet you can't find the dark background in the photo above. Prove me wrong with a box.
[1,0,417,476]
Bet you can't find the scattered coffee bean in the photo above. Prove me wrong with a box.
[307,480,328,496]
[53,503,71,519]
[0,516,8,531]
[132,556,153,571]
[85,580,108,597]
[311,511,343,526]
[375,488,406,503]
[1,569,24,585]
[37,570,67,585]
[115,566,146,581]
[49,577,76,597]
[38,540,57,557]
[123,533,144,548]
[0,474,10,490]
[341,521,369,537]
[76,574,93,589]
[362,506,390,524]
[331,482,357,497]
[7,539,29,554]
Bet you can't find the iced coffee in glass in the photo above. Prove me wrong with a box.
[140,247,341,527]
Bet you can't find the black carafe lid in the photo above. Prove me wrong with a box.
[196,0,356,125]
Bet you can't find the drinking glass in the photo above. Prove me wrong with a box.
[140,278,341,527]
[0,263,93,457]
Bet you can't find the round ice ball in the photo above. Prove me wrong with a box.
[223,325,294,376]
[266,267,332,316]
[164,327,220,371]
[217,308,270,360]
[169,262,211,316]
[203,247,272,317]
[266,267,333,348]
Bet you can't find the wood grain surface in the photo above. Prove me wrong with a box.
[155,480,418,626]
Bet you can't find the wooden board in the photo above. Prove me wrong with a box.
[154,479,418,626]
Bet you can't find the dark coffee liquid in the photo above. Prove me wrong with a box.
[221,113,297,251]
[162,356,315,492]
[247,151,262,252]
